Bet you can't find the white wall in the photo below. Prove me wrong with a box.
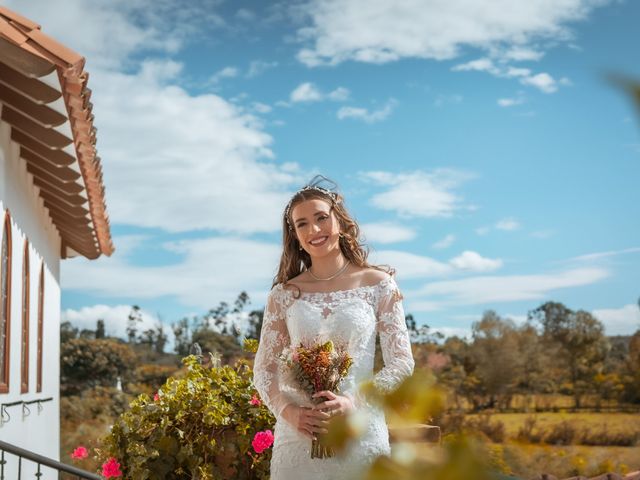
[0,113,63,478]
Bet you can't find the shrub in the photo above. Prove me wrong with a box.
[543,421,577,445]
[98,356,275,479]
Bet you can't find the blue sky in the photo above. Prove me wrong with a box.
[9,0,639,341]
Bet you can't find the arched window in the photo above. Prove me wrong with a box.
[21,241,30,394]
[36,263,44,392]
[1,213,11,394]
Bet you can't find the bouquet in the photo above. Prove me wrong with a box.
[283,340,353,459]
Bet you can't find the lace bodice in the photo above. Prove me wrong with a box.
[253,274,415,417]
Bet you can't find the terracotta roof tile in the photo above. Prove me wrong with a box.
[0,6,113,259]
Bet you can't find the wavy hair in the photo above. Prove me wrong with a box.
[272,176,390,291]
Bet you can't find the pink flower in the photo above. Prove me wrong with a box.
[252,430,274,454]
[249,394,261,406]
[153,392,160,401]
[101,457,122,478]
[71,446,88,460]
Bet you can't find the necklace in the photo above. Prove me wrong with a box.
[308,261,350,281]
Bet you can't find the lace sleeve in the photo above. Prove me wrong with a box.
[373,276,415,393]
[253,285,292,417]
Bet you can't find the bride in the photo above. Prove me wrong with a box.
[253,176,414,479]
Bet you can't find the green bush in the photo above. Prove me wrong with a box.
[98,356,275,479]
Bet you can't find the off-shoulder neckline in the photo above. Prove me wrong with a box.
[277,275,394,297]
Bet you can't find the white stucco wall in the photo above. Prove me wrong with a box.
[0,113,63,478]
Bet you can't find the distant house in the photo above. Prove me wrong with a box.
[0,5,113,477]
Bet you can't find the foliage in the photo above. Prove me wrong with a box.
[61,338,137,395]
[98,356,275,480]
[529,302,610,408]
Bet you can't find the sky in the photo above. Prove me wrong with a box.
[7,0,640,343]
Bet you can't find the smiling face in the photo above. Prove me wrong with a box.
[291,198,342,258]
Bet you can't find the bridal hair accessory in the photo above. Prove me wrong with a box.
[284,175,339,230]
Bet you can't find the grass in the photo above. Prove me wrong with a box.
[467,412,640,439]
[501,444,640,478]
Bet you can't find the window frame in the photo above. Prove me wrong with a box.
[36,262,44,393]
[21,240,30,394]
[0,212,12,394]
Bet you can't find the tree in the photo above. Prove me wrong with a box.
[470,311,521,409]
[96,319,106,339]
[246,309,264,340]
[529,302,609,408]
[61,338,137,395]
[61,321,79,343]
[127,305,142,344]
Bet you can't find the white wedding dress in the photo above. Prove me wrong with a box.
[253,275,415,480]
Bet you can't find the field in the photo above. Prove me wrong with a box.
[466,412,640,439]
[462,412,640,477]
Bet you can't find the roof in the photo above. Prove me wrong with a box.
[0,6,113,259]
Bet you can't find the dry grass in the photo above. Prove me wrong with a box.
[467,412,640,439]
[501,444,640,478]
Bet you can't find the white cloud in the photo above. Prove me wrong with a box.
[361,169,474,218]
[369,250,452,279]
[290,82,323,102]
[452,58,500,75]
[502,47,545,62]
[432,234,456,250]
[91,61,301,234]
[295,0,608,67]
[453,59,561,94]
[370,249,501,278]
[431,326,472,340]
[3,0,225,70]
[337,100,396,123]
[496,218,521,231]
[290,82,350,102]
[475,226,490,236]
[568,247,640,262]
[449,251,503,272]
[592,305,640,336]
[62,304,164,340]
[7,0,300,235]
[505,67,532,78]
[498,97,525,107]
[414,267,610,306]
[62,235,281,310]
[210,66,239,84]
[252,102,273,114]
[520,72,558,93]
[328,87,350,101]
[361,222,416,244]
[247,60,278,78]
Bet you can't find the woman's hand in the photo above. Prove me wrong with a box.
[311,391,354,418]
[281,404,331,440]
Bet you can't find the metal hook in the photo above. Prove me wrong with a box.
[0,405,10,425]
[22,402,31,418]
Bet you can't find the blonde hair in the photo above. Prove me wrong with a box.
[272,177,390,291]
